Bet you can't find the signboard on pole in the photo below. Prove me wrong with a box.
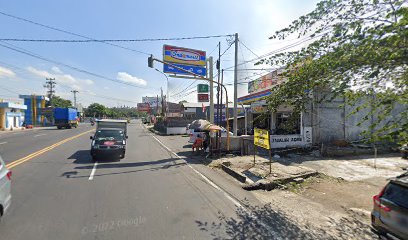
[197,84,209,93]
[163,45,206,66]
[254,128,270,149]
[197,94,209,102]
[163,63,206,76]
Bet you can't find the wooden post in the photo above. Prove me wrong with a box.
[269,149,272,174]
[253,144,256,166]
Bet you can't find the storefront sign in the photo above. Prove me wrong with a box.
[137,103,150,112]
[163,45,206,66]
[248,71,283,94]
[254,128,270,149]
[163,63,206,76]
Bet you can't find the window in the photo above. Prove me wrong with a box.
[275,112,301,135]
[382,183,408,209]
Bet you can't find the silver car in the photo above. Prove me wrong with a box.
[0,155,11,221]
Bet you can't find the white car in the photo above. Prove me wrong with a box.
[188,127,233,143]
[0,155,11,221]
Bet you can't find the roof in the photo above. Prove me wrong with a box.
[0,102,27,110]
[96,119,127,123]
[393,172,408,187]
[182,102,209,108]
[96,128,124,131]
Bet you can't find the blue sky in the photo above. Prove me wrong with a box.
[0,0,320,107]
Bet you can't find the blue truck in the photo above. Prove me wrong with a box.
[54,108,78,129]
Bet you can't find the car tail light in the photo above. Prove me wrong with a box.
[6,170,12,180]
[373,187,391,212]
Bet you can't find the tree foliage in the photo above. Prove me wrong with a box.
[84,103,142,118]
[258,0,408,144]
[48,96,72,108]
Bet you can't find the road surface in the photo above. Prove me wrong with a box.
[0,122,251,239]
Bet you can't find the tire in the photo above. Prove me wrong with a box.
[57,126,62,129]
[91,155,97,162]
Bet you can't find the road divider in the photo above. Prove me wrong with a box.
[6,129,94,169]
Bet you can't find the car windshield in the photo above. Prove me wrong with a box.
[94,130,124,141]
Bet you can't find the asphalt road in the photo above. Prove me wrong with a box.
[0,121,245,239]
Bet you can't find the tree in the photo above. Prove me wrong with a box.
[258,0,408,145]
[48,96,72,108]
[85,103,106,118]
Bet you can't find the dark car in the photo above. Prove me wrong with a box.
[90,128,127,161]
[371,172,408,240]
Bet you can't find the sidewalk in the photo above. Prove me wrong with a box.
[148,129,408,239]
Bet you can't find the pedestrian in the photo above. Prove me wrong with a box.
[192,134,203,153]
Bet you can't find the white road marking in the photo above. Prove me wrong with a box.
[0,142,7,145]
[145,123,280,238]
[89,162,98,180]
[34,133,47,138]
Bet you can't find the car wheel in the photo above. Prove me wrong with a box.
[91,155,97,162]
[57,126,62,129]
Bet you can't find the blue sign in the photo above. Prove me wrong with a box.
[163,63,206,77]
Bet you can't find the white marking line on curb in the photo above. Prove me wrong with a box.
[145,124,281,238]
[89,162,98,180]
[0,142,7,145]
[34,133,47,137]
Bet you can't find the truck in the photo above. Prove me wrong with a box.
[54,108,78,129]
[96,119,128,137]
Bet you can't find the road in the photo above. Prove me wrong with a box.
[0,121,248,239]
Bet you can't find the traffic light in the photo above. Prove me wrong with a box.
[148,55,154,68]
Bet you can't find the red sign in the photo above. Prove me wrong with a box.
[137,103,150,112]
[197,94,209,102]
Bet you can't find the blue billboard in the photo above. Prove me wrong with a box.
[163,63,207,77]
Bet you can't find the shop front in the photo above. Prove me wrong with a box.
[0,102,27,130]
[238,71,312,149]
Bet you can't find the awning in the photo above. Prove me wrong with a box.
[237,89,271,105]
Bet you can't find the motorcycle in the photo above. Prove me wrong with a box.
[91,121,95,126]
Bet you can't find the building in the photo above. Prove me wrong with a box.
[0,100,27,130]
[182,102,209,120]
[19,95,49,126]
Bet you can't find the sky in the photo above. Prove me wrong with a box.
[0,0,320,107]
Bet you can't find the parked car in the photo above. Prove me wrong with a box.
[90,128,127,160]
[188,126,232,143]
[0,155,12,221]
[371,172,408,240]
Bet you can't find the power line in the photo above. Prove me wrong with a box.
[0,11,149,55]
[239,40,260,58]
[0,35,233,43]
[0,41,154,89]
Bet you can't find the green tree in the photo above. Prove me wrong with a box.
[85,103,106,118]
[48,96,72,108]
[258,0,408,145]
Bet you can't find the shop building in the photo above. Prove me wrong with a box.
[19,95,49,126]
[0,101,27,130]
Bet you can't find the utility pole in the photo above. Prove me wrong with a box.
[71,90,79,108]
[233,33,239,136]
[209,56,214,123]
[161,87,164,116]
[44,78,56,106]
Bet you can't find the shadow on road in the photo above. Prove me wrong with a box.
[74,157,185,170]
[195,203,375,240]
[68,150,121,164]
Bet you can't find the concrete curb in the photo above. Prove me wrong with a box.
[243,171,319,191]
[221,163,247,183]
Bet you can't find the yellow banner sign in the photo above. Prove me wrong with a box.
[254,128,270,149]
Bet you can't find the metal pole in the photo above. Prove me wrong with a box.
[269,149,272,174]
[209,57,214,124]
[240,102,247,135]
[217,42,221,155]
[154,68,169,115]
[233,33,239,136]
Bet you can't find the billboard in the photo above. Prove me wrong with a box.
[197,84,209,93]
[142,96,162,107]
[163,45,206,66]
[254,128,270,150]
[197,94,209,102]
[248,71,283,94]
[163,63,206,76]
[137,103,150,112]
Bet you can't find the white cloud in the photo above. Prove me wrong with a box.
[84,79,94,85]
[51,66,63,74]
[103,86,109,90]
[0,66,16,78]
[117,72,147,86]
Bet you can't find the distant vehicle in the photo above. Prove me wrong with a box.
[187,125,232,143]
[96,119,128,137]
[0,155,12,221]
[54,108,78,129]
[90,128,127,160]
[371,172,408,240]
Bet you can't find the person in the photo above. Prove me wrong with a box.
[192,134,203,153]
[203,132,210,153]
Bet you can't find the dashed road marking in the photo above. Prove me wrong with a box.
[88,161,98,180]
[34,133,47,138]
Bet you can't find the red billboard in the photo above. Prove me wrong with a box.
[137,103,150,112]
[197,94,209,102]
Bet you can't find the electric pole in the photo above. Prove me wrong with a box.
[209,56,214,123]
[44,78,56,107]
[233,33,239,136]
[71,90,79,108]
